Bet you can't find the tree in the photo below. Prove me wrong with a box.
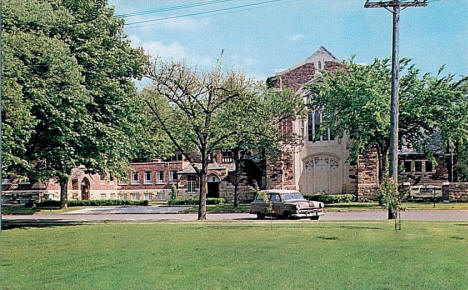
[2,0,147,207]
[143,60,259,220]
[217,88,304,207]
[306,57,467,219]
[306,58,431,184]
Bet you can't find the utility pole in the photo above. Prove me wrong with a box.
[365,0,427,219]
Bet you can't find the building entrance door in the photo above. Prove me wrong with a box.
[81,178,90,200]
[207,182,220,198]
[301,155,342,194]
[207,174,220,198]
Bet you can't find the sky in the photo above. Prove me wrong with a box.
[108,0,468,83]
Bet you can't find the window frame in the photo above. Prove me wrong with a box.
[144,171,152,184]
[131,172,139,185]
[156,171,165,184]
[170,170,178,183]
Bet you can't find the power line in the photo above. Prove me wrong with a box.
[125,0,286,26]
[116,0,235,18]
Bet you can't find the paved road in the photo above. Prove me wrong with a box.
[3,210,468,226]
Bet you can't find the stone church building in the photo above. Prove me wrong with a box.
[265,46,463,201]
[266,47,358,195]
[3,47,466,204]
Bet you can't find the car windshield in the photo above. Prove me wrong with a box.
[281,192,305,200]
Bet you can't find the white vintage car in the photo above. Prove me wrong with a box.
[250,190,325,220]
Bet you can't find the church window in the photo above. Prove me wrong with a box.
[314,111,321,140]
[318,61,322,69]
[308,112,313,142]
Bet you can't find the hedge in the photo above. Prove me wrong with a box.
[303,194,356,204]
[68,200,149,206]
[168,198,225,206]
[35,200,61,207]
[36,199,149,207]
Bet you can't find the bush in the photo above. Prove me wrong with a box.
[36,199,149,207]
[67,200,149,206]
[168,198,225,206]
[303,194,356,204]
[36,200,61,207]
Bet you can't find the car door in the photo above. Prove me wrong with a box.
[251,194,267,214]
[269,194,283,216]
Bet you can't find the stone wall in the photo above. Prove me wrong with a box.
[445,182,468,201]
[357,150,379,201]
[266,151,296,190]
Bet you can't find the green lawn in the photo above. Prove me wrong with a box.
[326,202,468,212]
[1,222,467,289]
[1,206,89,215]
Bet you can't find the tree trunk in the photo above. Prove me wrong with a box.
[233,148,241,208]
[388,206,396,220]
[198,171,207,220]
[59,177,69,209]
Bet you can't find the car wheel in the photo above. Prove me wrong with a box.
[282,211,291,220]
[257,213,265,219]
[310,216,319,220]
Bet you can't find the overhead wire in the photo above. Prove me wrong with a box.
[115,0,235,18]
[124,0,287,26]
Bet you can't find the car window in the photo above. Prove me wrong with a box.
[282,192,304,200]
[269,194,280,202]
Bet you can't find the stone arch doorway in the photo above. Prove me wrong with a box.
[300,155,342,194]
[81,177,90,200]
[207,174,220,198]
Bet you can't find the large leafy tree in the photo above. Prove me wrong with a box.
[144,60,262,220]
[217,88,304,207]
[306,58,468,183]
[2,0,147,207]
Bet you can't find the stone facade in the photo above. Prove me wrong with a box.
[266,47,356,196]
[357,150,380,201]
[265,46,459,201]
[444,182,468,201]
[2,151,259,203]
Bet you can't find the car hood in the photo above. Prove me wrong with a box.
[285,199,324,208]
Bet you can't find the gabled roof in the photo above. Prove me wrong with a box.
[275,46,339,77]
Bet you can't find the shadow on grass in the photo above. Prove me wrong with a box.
[1,206,42,215]
[2,219,85,230]
[317,236,339,240]
[340,225,383,230]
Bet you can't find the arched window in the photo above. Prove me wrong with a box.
[318,61,322,70]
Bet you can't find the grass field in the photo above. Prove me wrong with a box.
[1,221,467,289]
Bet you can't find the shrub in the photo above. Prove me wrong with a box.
[67,200,149,206]
[168,198,225,206]
[303,194,356,204]
[36,200,61,207]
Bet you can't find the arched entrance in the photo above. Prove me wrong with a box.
[81,177,90,200]
[207,174,220,198]
[300,155,342,194]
